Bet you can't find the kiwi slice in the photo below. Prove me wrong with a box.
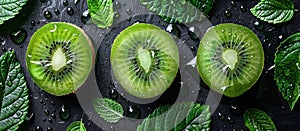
[26,22,94,96]
[197,23,264,97]
[111,23,179,98]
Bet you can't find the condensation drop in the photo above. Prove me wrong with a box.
[0,35,5,45]
[44,11,52,19]
[10,29,27,45]
[63,0,68,6]
[81,10,90,24]
[67,7,74,16]
[54,9,60,15]
[126,9,132,15]
[125,105,141,119]
[74,0,80,5]
[115,1,121,9]
[59,104,71,120]
[224,10,232,18]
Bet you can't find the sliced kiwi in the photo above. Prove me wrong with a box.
[26,22,94,96]
[197,23,264,97]
[111,23,179,98]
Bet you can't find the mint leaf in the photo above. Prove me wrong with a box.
[137,102,211,131]
[139,0,215,24]
[0,0,28,25]
[244,108,277,131]
[250,0,296,24]
[66,119,86,131]
[274,33,300,110]
[87,0,114,28]
[0,51,29,130]
[93,98,124,123]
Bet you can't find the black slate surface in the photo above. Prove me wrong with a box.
[0,0,299,131]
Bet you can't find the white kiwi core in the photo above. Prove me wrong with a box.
[222,49,238,70]
[51,48,67,71]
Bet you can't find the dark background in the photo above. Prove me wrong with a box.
[0,0,300,130]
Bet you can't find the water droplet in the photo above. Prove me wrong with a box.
[44,109,50,115]
[44,11,52,19]
[226,116,235,124]
[224,10,232,18]
[59,104,71,120]
[240,5,246,12]
[166,24,180,38]
[35,126,43,131]
[126,9,132,15]
[63,0,68,6]
[188,26,201,40]
[125,105,141,119]
[47,127,53,131]
[50,113,56,119]
[254,21,264,31]
[74,0,80,5]
[50,101,55,105]
[110,88,118,99]
[48,118,53,123]
[0,35,5,45]
[217,112,225,120]
[40,0,46,3]
[221,29,225,32]
[230,1,236,7]
[279,35,283,40]
[191,46,196,51]
[54,9,60,15]
[10,29,27,45]
[67,7,74,16]
[81,10,90,24]
[110,126,115,131]
[229,105,243,116]
[115,1,121,9]
[31,20,36,26]
[114,12,120,19]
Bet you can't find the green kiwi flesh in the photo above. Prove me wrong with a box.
[197,23,264,97]
[111,23,179,98]
[26,22,94,96]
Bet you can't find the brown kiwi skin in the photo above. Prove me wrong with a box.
[26,22,95,96]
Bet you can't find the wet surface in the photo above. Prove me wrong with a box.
[0,0,299,130]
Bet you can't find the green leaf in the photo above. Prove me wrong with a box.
[250,0,296,24]
[139,0,215,23]
[274,33,300,110]
[244,108,277,131]
[87,0,114,28]
[0,0,28,25]
[93,98,124,123]
[66,119,86,131]
[137,102,211,131]
[0,51,29,130]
